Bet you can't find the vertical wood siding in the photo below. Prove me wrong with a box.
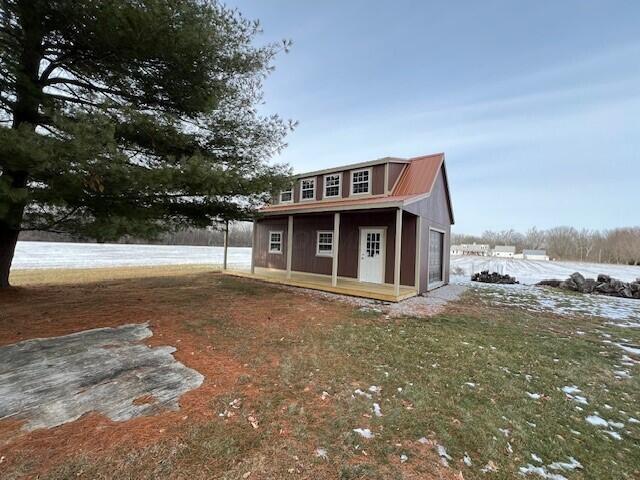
[372,164,385,195]
[256,209,419,287]
[403,167,453,293]
[253,216,288,270]
[387,163,406,191]
[342,171,350,198]
[290,214,334,275]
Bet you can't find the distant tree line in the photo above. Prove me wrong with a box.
[19,222,254,247]
[452,227,640,265]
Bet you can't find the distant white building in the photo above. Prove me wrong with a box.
[450,243,490,257]
[492,245,516,258]
[522,249,549,261]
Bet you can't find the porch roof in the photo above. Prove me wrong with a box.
[258,194,411,215]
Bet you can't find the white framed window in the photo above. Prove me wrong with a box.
[351,168,371,195]
[268,231,283,254]
[323,173,341,198]
[316,230,334,257]
[300,177,316,201]
[279,188,293,203]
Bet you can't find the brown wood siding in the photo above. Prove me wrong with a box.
[387,163,405,191]
[334,209,411,286]
[337,210,395,283]
[372,164,385,195]
[293,181,301,204]
[316,175,323,201]
[255,210,418,287]
[400,212,416,286]
[291,214,334,275]
[342,171,350,198]
[403,167,453,293]
[254,217,288,270]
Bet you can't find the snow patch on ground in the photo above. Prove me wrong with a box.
[436,444,452,467]
[585,415,608,427]
[315,447,328,459]
[462,279,640,323]
[353,428,374,439]
[519,456,582,479]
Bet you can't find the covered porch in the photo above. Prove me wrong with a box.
[227,266,417,302]
[223,206,423,302]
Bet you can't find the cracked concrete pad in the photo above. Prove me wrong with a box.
[0,323,204,431]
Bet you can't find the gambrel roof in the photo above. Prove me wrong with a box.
[261,152,453,223]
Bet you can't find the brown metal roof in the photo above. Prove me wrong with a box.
[260,152,447,215]
[392,153,444,196]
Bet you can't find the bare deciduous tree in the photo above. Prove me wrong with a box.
[453,226,640,265]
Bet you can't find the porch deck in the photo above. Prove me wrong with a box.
[225,267,417,302]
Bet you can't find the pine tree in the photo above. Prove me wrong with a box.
[0,0,292,287]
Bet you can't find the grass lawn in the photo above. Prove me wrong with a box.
[1,267,638,479]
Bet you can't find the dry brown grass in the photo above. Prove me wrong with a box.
[9,264,219,286]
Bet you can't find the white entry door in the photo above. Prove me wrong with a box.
[359,228,385,284]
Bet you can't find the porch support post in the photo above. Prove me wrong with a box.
[415,216,422,291]
[332,212,340,287]
[286,215,293,279]
[394,208,403,296]
[223,220,229,270]
[250,219,256,274]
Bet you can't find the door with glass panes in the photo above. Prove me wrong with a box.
[359,228,385,284]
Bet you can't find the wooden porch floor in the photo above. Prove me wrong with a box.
[225,267,417,302]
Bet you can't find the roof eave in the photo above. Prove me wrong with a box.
[259,200,405,216]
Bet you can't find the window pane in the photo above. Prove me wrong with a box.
[324,174,340,197]
[352,170,369,194]
[317,232,333,254]
[280,190,292,202]
[428,231,444,283]
[301,179,315,199]
[269,232,282,252]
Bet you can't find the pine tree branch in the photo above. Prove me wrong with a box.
[44,92,100,107]
[43,77,126,98]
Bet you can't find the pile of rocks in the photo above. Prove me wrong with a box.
[471,270,519,284]
[538,272,640,299]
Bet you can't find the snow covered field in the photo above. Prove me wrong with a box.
[13,243,640,285]
[451,255,640,284]
[13,241,252,270]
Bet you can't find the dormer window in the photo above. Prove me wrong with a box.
[279,188,293,203]
[323,173,341,198]
[300,177,315,201]
[351,168,371,195]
